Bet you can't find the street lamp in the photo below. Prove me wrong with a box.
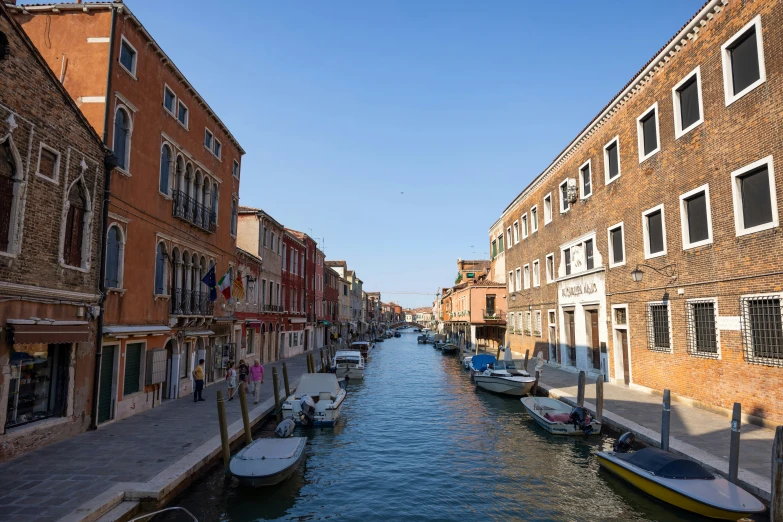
[630,263,678,284]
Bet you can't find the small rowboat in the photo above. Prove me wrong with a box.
[520,396,600,435]
[230,436,306,487]
[440,343,458,354]
[597,446,765,520]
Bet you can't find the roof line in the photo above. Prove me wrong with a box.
[498,0,723,222]
[10,2,245,154]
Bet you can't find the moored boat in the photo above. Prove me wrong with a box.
[473,347,535,396]
[330,350,364,380]
[441,343,458,354]
[597,435,765,520]
[350,341,372,360]
[281,373,347,427]
[468,354,496,377]
[520,397,600,435]
[229,436,307,487]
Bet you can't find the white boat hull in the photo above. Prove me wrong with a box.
[334,366,364,380]
[230,437,306,487]
[474,375,534,396]
[520,396,601,435]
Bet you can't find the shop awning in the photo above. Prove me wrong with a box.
[103,325,171,337]
[183,330,214,337]
[10,322,91,345]
[320,321,332,326]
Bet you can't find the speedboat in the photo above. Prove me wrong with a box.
[417,335,427,344]
[520,397,600,435]
[281,373,347,427]
[393,331,401,338]
[597,433,765,520]
[441,343,458,354]
[331,350,364,381]
[229,436,306,487]
[473,347,535,396]
[468,353,496,377]
[350,341,372,360]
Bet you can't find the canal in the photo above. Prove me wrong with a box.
[158,331,727,522]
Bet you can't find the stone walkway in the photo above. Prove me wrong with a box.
[0,351,316,522]
[534,361,776,499]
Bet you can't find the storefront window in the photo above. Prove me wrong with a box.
[6,344,69,429]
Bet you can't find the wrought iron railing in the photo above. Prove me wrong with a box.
[482,309,505,320]
[263,304,282,312]
[171,288,214,316]
[172,190,216,233]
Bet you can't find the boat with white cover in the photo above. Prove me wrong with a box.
[473,347,536,396]
[520,396,601,435]
[330,350,364,381]
[229,436,307,487]
[281,373,347,427]
[350,341,372,361]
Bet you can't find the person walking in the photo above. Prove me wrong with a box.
[192,359,205,402]
[238,359,249,387]
[226,361,237,401]
[249,359,264,404]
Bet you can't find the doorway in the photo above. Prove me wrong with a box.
[98,345,115,424]
[586,309,601,370]
[563,310,576,366]
[618,330,630,385]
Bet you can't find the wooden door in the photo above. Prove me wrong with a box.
[588,310,601,370]
[619,330,630,385]
[565,311,576,366]
[98,346,114,424]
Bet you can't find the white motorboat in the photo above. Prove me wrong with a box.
[350,341,372,361]
[473,347,536,396]
[463,355,472,369]
[229,436,306,487]
[520,396,601,435]
[331,350,364,381]
[281,373,347,427]
[468,354,496,377]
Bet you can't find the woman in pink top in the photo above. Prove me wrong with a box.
[249,360,265,404]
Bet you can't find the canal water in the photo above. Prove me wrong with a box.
[158,332,737,522]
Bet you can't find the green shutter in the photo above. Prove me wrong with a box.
[98,346,115,423]
[123,343,143,395]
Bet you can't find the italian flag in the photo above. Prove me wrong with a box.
[218,270,232,300]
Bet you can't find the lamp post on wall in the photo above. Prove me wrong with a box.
[630,263,678,284]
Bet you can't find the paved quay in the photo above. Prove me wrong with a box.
[0,350,319,522]
[530,360,775,501]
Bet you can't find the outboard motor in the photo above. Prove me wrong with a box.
[614,432,635,453]
[298,395,316,426]
[275,418,296,438]
[568,407,593,435]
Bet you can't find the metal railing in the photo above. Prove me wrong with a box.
[263,304,282,312]
[172,189,216,233]
[171,289,214,316]
[482,309,505,320]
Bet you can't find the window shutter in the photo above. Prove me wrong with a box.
[123,343,143,395]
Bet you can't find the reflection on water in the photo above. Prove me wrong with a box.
[157,333,759,522]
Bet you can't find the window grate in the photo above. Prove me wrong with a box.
[646,303,671,352]
[741,296,783,366]
[686,300,718,358]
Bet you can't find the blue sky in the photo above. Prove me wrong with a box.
[130,0,704,308]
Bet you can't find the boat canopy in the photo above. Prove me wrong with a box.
[335,351,363,361]
[294,374,342,399]
[471,354,496,372]
[615,448,714,480]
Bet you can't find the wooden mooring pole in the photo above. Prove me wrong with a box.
[729,402,742,484]
[216,390,230,474]
[661,389,671,451]
[531,370,540,397]
[238,382,252,446]
[524,349,530,371]
[576,371,586,407]
[771,426,783,521]
[595,377,604,426]
[320,349,326,372]
[272,368,282,423]
[282,361,291,398]
[307,353,313,374]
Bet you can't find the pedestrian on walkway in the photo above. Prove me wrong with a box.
[249,359,264,404]
[192,359,205,402]
[238,359,249,386]
[226,361,237,401]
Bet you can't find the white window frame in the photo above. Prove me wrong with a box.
[545,253,554,284]
[679,183,713,250]
[506,226,512,249]
[163,84,176,116]
[534,310,542,337]
[230,197,238,238]
[113,103,134,175]
[603,136,621,186]
[35,142,60,183]
[543,193,553,224]
[105,223,126,290]
[721,15,766,107]
[524,311,532,336]
[686,297,721,359]
[731,155,778,237]
[512,221,519,244]
[607,222,626,268]
[642,204,667,259]
[521,214,528,239]
[204,128,213,151]
[530,205,538,233]
[672,66,704,139]
[508,271,515,293]
[637,102,660,163]
[559,180,569,214]
[579,159,592,199]
[647,300,673,354]
[118,35,137,79]
[523,263,530,290]
[515,267,521,292]
[176,100,189,129]
[532,259,540,288]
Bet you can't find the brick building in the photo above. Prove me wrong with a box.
[0,2,108,459]
[282,230,306,357]
[324,266,340,342]
[237,207,284,363]
[10,1,245,422]
[233,248,262,364]
[287,230,322,351]
[493,0,783,424]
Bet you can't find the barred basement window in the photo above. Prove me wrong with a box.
[687,300,718,357]
[647,302,671,352]
[741,295,783,366]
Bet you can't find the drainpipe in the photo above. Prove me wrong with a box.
[89,6,117,431]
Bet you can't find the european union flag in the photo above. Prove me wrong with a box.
[201,265,217,302]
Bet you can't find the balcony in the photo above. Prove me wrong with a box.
[172,190,216,233]
[263,304,283,313]
[170,289,214,316]
[482,309,506,321]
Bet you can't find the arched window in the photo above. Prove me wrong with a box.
[159,144,172,195]
[113,107,131,171]
[211,182,218,229]
[175,155,184,193]
[63,182,87,267]
[105,225,124,288]
[154,242,168,295]
[0,139,16,252]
